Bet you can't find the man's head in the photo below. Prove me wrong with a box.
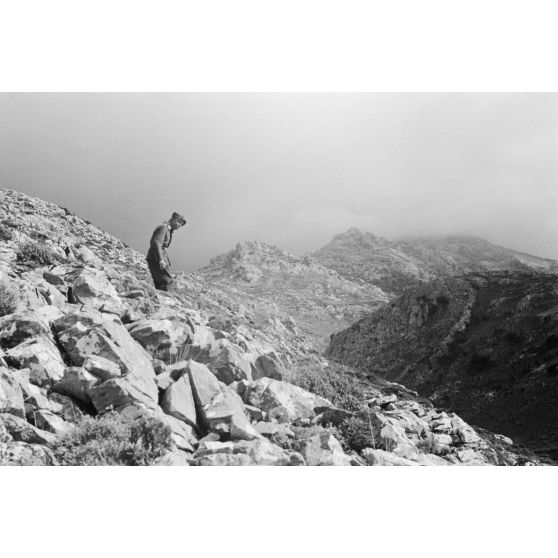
[169,212,187,230]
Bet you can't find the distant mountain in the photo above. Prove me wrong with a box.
[314,228,558,293]
[327,271,558,459]
[199,240,389,350]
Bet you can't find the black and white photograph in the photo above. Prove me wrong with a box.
[1,92,557,468]
[1,1,556,557]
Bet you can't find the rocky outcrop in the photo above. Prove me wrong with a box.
[199,240,389,351]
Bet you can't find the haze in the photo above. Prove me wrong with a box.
[1,93,557,271]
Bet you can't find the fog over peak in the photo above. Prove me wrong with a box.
[1,93,556,271]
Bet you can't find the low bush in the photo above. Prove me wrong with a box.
[0,225,14,242]
[292,360,366,413]
[52,411,173,466]
[16,240,59,267]
[291,360,384,453]
[0,281,19,317]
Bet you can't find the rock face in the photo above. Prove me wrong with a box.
[0,188,550,466]
[328,272,558,460]
[314,228,558,295]
[199,240,389,350]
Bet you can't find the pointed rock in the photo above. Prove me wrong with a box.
[160,374,197,428]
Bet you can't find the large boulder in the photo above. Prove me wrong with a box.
[294,430,352,466]
[53,309,157,402]
[67,268,124,315]
[127,319,192,359]
[204,389,260,441]
[5,336,65,386]
[244,378,334,423]
[160,374,197,428]
[184,338,253,384]
[0,368,25,417]
[186,360,258,441]
[0,306,64,348]
[87,377,159,413]
[251,352,286,381]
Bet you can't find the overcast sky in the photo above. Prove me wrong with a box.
[1,93,557,271]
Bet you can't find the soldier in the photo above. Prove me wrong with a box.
[146,212,187,291]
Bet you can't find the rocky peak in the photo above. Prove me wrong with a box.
[314,228,558,294]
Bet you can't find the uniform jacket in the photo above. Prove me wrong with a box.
[146,222,174,265]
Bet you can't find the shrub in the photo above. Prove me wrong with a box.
[333,415,378,453]
[0,281,19,317]
[0,225,13,242]
[52,411,173,466]
[292,360,366,413]
[16,240,59,267]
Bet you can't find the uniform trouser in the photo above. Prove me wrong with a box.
[147,258,174,291]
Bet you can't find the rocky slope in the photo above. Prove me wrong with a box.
[199,241,389,351]
[327,271,558,460]
[314,228,558,294]
[0,188,544,465]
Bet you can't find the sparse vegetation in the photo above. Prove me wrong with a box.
[292,360,365,413]
[0,280,19,316]
[16,240,59,267]
[0,224,14,242]
[292,360,380,452]
[51,411,173,466]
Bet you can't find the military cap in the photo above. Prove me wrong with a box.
[171,212,187,226]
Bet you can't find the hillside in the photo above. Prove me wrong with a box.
[314,228,558,293]
[0,187,541,466]
[199,240,389,350]
[327,271,558,460]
